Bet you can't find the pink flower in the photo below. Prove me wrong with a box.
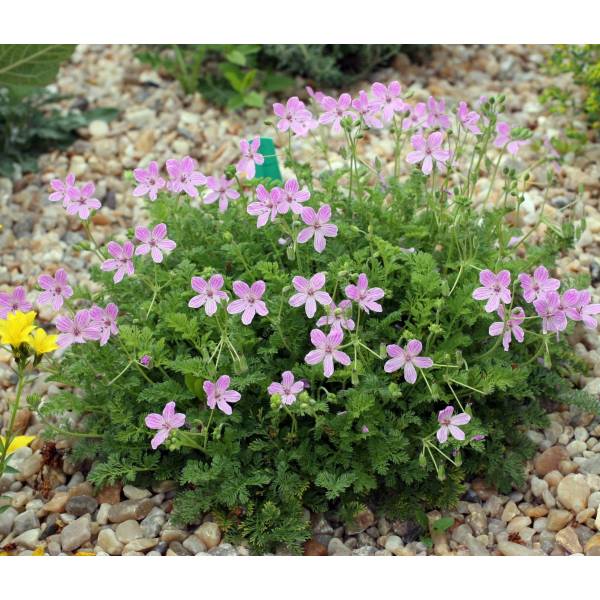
[406,132,451,175]
[90,302,119,346]
[352,90,383,129]
[494,122,528,156]
[227,280,268,325]
[533,291,567,334]
[305,328,351,377]
[49,173,78,205]
[361,425,369,433]
[65,182,101,219]
[204,375,241,415]
[371,81,405,123]
[133,161,165,201]
[56,309,102,348]
[268,371,304,405]
[166,156,206,197]
[139,354,152,367]
[203,176,240,213]
[101,241,135,284]
[488,305,525,351]
[518,266,560,303]
[134,223,176,263]
[384,339,433,384]
[289,272,332,318]
[564,290,600,329]
[318,94,357,134]
[426,96,451,130]
[402,102,427,131]
[457,101,481,135]
[236,137,264,179]
[273,96,314,136]
[247,184,281,227]
[145,401,186,450]
[306,86,325,105]
[316,300,355,332]
[436,406,471,443]
[37,269,73,311]
[472,269,512,313]
[297,205,338,253]
[276,179,310,215]
[345,273,384,314]
[0,286,33,319]
[188,274,228,316]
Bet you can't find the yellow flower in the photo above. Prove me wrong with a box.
[27,328,58,355]
[74,551,96,556]
[0,311,37,347]
[32,546,46,556]
[0,435,35,455]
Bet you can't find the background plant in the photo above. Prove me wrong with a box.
[36,85,598,553]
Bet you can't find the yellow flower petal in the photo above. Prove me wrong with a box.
[27,328,59,355]
[0,311,37,347]
[0,435,36,455]
[74,551,96,556]
[32,546,45,556]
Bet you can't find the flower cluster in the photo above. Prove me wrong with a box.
[49,174,101,220]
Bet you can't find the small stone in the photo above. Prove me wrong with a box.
[13,528,41,550]
[497,541,544,556]
[580,455,600,475]
[328,537,352,556]
[96,503,111,525]
[530,476,548,498]
[0,507,17,536]
[556,526,583,554]
[546,509,573,531]
[97,483,122,504]
[584,533,600,556]
[574,427,589,442]
[383,535,403,555]
[534,446,569,477]
[16,452,43,480]
[506,516,531,534]
[124,537,158,552]
[208,543,238,556]
[194,522,221,549]
[13,510,40,536]
[107,499,153,523]
[135,130,155,153]
[519,528,535,544]
[65,495,98,517]
[466,509,487,536]
[89,120,109,138]
[125,108,156,128]
[588,491,600,510]
[452,524,473,545]
[115,520,143,544]
[544,470,563,488]
[61,516,91,552]
[160,527,187,543]
[557,474,591,512]
[566,440,587,457]
[501,500,520,522]
[42,491,69,513]
[346,508,375,534]
[523,504,548,518]
[122,485,152,500]
[465,536,489,556]
[470,478,497,501]
[303,539,327,556]
[576,508,595,523]
[183,535,207,555]
[140,510,165,538]
[97,528,123,555]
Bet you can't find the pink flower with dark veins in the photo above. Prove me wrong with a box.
[203,176,240,213]
[49,173,78,206]
[436,406,471,443]
[204,375,241,415]
[55,309,102,348]
[316,300,355,333]
[101,241,135,284]
[318,94,357,134]
[488,305,525,351]
[276,179,310,215]
[402,102,427,131]
[133,161,166,201]
[352,90,383,129]
[533,291,567,334]
[345,273,384,314]
[37,269,73,312]
[227,280,269,325]
[406,132,451,175]
[305,328,351,377]
[90,302,119,346]
[518,266,560,303]
[65,182,101,219]
[426,96,451,129]
[166,156,206,197]
[289,272,332,318]
[188,274,229,316]
[236,137,264,179]
[384,340,433,384]
[247,184,281,227]
[0,286,33,319]
[268,371,304,406]
[297,205,338,253]
[134,223,176,263]
[472,269,512,313]
[273,96,314,136]
[145,401,186,449]
[370,81,405,123]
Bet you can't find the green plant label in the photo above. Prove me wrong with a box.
[253,137,282,183]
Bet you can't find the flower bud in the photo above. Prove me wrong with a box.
[270,394,282,409]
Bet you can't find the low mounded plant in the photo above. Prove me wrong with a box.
[6,82,599,553]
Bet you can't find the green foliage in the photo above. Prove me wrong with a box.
[45,94,593,553]
[0,44,75,97]
[259,44,430,87]
[543,44,600,138]
[0,88,118,177]
[137,45,295,110]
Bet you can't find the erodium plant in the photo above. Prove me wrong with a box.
[27,81,599,552]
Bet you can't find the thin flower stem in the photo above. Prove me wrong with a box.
[82,221,104,261]
[448,378,484,395]
[427,439,459,466]
[419,368,435,397]
[203,409,215,449]
[447,381,466,413]
[107,360,133,385]
[0,362,26,471]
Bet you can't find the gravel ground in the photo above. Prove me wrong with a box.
[1,44,600,555]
